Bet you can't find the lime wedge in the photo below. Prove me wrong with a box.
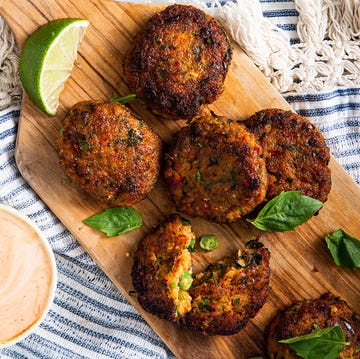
[19,18,89,116]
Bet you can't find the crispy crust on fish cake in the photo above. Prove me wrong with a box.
[243,108,331,203]
[267,292,360,359]
[182,239,270,335]
[131,214,195,323]
[57,100,162,206]
[163,113,267,223]
[124,4,232,120]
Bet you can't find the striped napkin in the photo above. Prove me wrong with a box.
[0,1,359,358]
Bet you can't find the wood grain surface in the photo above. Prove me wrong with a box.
[1,0,360,358]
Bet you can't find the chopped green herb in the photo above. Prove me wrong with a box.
[159,68,166,78]
[181,217,190,226]
[245,238,259,249]
[109,94,136,104]
[217,263,224,270]
[200,271,213,284]
[83,206,143,237]
[128,290,138,300]
[247,191,323,232]
[325,228,360,269]
[279,326,349,359]
[206,37,214,44]
[126,128,143,146]
[193,45,202,55]
[187,237,197,253]
[199,235,219,251]
[232,297,241,305]
[196,170,204,183]
[178,271,193,290]
[79,140,91,152]
[86,102,96,111]
[199,298,212,312]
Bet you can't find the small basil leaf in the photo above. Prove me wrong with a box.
[109,94,136,104]
[325,228,360,269]
[279,326,349,359]
[247,191,323,232]
[83,207,143,237]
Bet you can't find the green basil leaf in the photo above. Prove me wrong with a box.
[279,326,349,359]
[247,191,323,232]
[83,207,143,237]
[325,228,360,269]
[109,93,136,104]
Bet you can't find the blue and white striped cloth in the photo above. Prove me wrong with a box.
[0,1,359,358]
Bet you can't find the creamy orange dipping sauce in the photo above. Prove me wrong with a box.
[0,209,53,344]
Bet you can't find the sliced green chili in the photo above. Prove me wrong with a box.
[199,235,219,251]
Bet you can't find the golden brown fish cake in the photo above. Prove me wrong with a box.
[182,239,270,336]
[131,214,195,323]
[267,292,360,358]
[124,4,232,120]
[132,215,271,336]
[163,113,268,223]
[57,100,162,206]
[243,108,331,203]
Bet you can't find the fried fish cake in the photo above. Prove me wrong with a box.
[57,100,162,206]
[267,292,360,358]
[131,214,195,323]
[163,113,268,223]
[243,108,331,203]
[182,239,270,336]
[124,4,232,120]
[132,216,271,336]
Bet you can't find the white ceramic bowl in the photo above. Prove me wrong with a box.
[0,203,57,348]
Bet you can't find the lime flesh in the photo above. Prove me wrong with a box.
[19,18,89,116]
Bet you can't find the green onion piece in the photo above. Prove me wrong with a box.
[178,271,193,290]
[199,235,219,251]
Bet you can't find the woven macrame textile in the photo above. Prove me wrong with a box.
[202,0,360,93]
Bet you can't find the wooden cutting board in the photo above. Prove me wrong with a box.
[2,1,360,357]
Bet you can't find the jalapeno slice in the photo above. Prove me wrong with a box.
[199,235,219,251]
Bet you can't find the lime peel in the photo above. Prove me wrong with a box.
[19,18,89,116]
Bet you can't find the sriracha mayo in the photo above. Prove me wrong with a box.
[0,206,56,346]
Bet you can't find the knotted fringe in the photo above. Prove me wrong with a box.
[197,0,360,94]
[0,18,22,110]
